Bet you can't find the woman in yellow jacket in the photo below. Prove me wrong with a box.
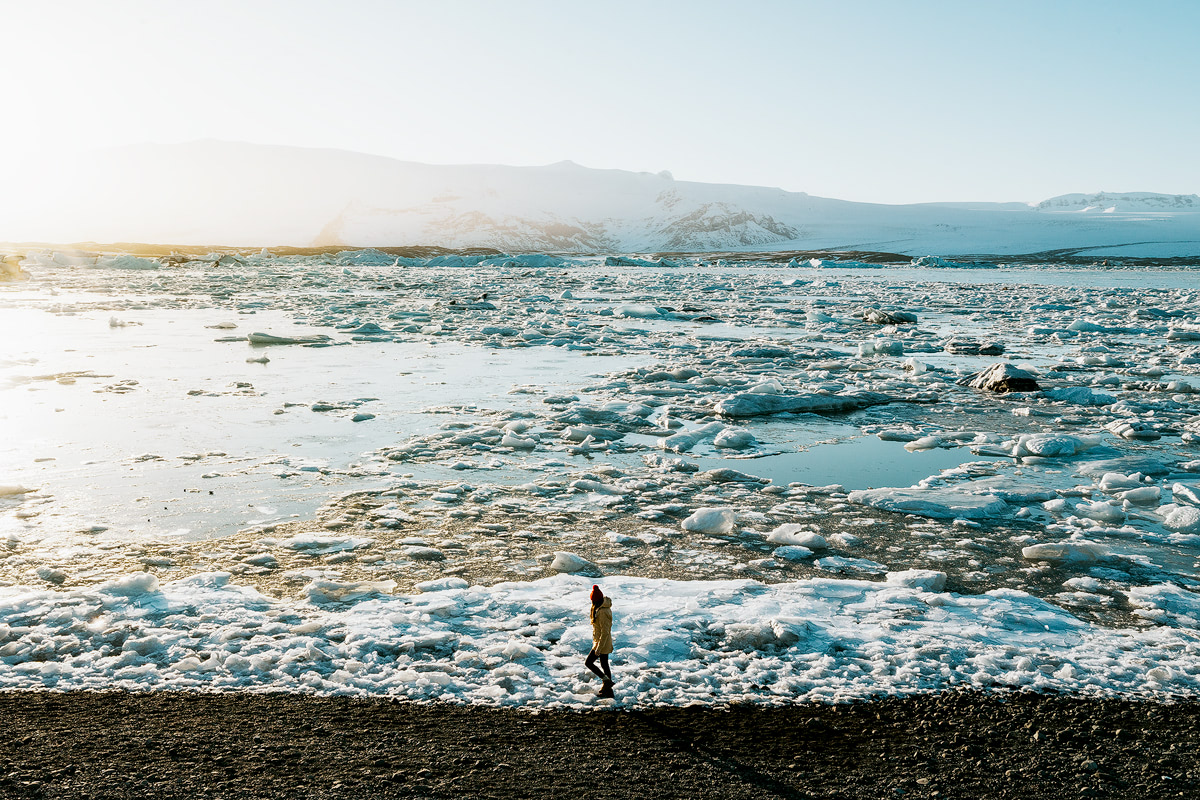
[585,584,614,698]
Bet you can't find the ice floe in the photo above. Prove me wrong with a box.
[847,488,1009,520]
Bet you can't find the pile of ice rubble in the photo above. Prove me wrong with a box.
[1,571,1198,704]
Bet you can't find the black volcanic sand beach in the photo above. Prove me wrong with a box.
[1,691,1197,799]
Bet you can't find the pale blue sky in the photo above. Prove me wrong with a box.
[3,0,1197,203]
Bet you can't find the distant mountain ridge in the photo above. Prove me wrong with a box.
[1034,192,1200,213]
[4,140,1199,256]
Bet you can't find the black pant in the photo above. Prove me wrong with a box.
[585,649,612,681]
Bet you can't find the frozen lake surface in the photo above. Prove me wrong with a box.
[1,251,1199,704]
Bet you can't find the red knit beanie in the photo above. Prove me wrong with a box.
[590,585,604,605]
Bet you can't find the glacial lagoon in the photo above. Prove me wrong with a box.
[1,251,1198,704]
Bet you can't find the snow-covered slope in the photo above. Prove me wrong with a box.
[5,141,1199,256]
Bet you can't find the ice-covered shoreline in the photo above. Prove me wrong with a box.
[2,571,1198,704]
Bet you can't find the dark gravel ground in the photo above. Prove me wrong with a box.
[0,690,1196,799]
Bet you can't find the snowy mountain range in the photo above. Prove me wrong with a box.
[5,140,1199,256]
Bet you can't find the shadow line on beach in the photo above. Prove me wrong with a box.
[628,709,811,800]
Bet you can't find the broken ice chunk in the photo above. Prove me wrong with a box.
[1008,433,1102,459]
[1104,419,1161,441]
[612,304,662,319]
[415,577,469,593]
[713,428,756,450]
[813,556,886,574]
[549,551,597,574]
[305,579,396,604]
[247,332,332,345]
[402,546,445,561]
[659,422,724,453]
[681,507,737,535]
[282,535,373,553]
[1044,387,1115,406]
[765,524,827,549]
[772,545,814,561]
[1172,482,1200,506]
[1021,541,1109,564]
[1163,506,1200,534]
[847,487,1009,520]
[714,391,894,419]
[885,569,947,592]
[501,431,538,449]
[1077,501,1125,525]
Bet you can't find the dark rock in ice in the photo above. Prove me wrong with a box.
[729,347,796,360]
[958,363,1039,393]
[861,309,917,325]
[715,391,895,418]
[944,337,1006,355]
[446,301,497,311]
[312,402,352,412]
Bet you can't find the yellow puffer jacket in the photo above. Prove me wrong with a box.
[590,597,613,654]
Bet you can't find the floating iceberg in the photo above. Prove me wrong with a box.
[847,487,1009,520]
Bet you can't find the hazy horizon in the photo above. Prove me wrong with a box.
[2,138,1197,254]
[3,1,1198,207]
[35,137,1200,205]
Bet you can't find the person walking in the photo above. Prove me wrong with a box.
[585,584,614,698]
